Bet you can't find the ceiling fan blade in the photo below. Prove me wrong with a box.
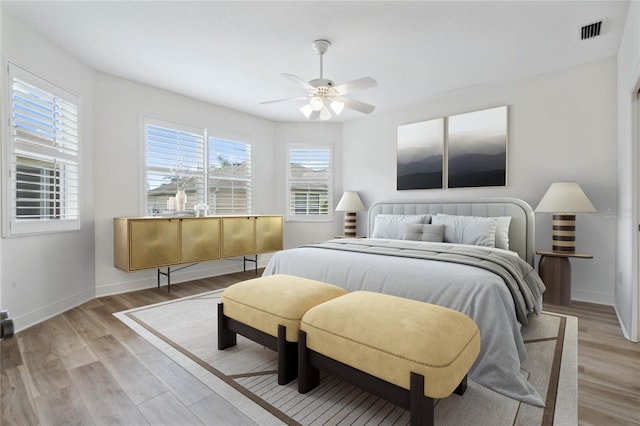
[333,77,377,95]
[332,96,376,114]
[260,96,308,105]
[282,73,315,91]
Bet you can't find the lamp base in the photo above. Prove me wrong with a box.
[552,213,576,253]
[343,212,357,237]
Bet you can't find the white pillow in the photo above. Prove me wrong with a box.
[431,214,498,247]
[371,214,431,239]
[433,214,511,249]
[402,223,445,242]
[494,216,512,250]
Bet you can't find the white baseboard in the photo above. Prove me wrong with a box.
[571,288,614,306]
[614,304,638,342]
[14,287,95,333]
[96,258,270,297]
[12,255,274,333]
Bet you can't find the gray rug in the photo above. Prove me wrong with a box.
[115,290,577,425]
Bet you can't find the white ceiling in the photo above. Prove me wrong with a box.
[2,1,631,122]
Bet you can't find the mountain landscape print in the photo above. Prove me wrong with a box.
[397,118,444,190]
[447,106,507,188]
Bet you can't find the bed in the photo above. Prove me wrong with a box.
[263,198,546,406]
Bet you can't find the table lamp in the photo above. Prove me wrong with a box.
[335,191,366,237]
[535,182,596,253]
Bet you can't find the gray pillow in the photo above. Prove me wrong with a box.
[402,223,445,242]
[371,214,431,239]
[431,214,499,247]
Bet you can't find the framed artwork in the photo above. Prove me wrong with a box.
[447,106,508,188]
[396,118,444,190]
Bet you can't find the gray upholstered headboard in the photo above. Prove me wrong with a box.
[367,198,535,266]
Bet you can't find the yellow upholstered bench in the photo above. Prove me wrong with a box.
[298,291,480,426]
[218,274,348,384]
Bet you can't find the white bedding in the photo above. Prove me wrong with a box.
[263,238,545,406]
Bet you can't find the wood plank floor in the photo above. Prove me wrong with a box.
[1,270,639,425]
[543,301,640,426]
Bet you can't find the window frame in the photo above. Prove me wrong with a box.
[286,143,333,222]
[141,116,253,216]
[3,62,81,237]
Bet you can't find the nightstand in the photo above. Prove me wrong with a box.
[536,249,593,306]
[334,235,366,239]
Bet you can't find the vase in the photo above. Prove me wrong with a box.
[175,190,186,211]
[166,196,176,211]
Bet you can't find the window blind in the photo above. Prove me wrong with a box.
[287,146,332,219]
[208,137,252,214]
[145,120,205,215]
[7,63,80,234]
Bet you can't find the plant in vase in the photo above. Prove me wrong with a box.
[175,189,187,211]
[170,159,193,212]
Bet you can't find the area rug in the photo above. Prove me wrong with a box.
[115,290,577,425]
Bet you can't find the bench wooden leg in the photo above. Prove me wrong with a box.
[217,306,298,384]
[454,375,467,396]
[297,330,319,393]
[410,372,434,426]
[296,338,445,426]
[277,325,297,385]
[217,303,237,350]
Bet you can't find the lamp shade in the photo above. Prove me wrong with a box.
[335,191,365,212]
[535,182,596,213]
[299,104,313,119]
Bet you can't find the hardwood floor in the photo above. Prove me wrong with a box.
[1,270,638,425]
[544,302,640,426]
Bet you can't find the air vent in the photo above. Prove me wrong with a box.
[581,21,602,40]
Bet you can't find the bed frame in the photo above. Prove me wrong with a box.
[367,198,536,266]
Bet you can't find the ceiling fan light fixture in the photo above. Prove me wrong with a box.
[261,39,377,120]
[300,104,314,118]
[330,101,344,115]
[320,106,332,121]
[309,96,324,111]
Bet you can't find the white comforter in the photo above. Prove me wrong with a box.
[263,238,545,406]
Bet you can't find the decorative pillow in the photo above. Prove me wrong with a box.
[371,214,431,239]
[432,214,511,249]
[494,216,512,250]
[431,214,499,247]
[402,223,445,242]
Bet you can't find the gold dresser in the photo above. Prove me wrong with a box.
[114,215,283,289]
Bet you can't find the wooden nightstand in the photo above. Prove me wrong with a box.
[536,249,593,306]
[334,235,366,239]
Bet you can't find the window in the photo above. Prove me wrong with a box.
[145,119,205,215]
[287,145,332,221]
[208,137,252,214]
[144,118,252,215]
[4,63,80,236]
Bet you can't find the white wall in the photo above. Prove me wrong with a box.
[93,72,282,296]
[616,0,640,341]
[1,11,95,331]
[1,10,346,310]
[92,74,345,295]
[1,4,4,315]
[343,57,618,305]
[274,122,344,249]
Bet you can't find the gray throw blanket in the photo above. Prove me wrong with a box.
[303,239,546,324]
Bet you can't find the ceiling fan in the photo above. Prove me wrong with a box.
[261,39,377,121]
